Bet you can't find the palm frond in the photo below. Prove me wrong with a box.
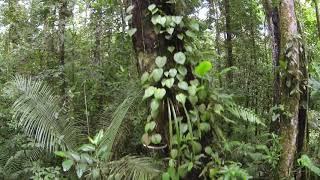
[8,75,81,152]
[105,155,162,180]
[97,90,140,161]
[3,148,43,178]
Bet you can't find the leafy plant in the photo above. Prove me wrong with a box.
[6,75,82,152]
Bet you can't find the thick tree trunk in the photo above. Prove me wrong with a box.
[132,0,158,74]
[58,0,68,98]
[131,0,178,147]
[277,0,301,178]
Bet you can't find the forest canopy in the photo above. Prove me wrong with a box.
[0,0,320,179]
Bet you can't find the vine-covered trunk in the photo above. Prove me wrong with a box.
[277,0,301,178]
[131,0,178,147]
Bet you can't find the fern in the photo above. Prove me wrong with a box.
[227,105,265,126]
[8,75,81,152]
[106,156,162,180]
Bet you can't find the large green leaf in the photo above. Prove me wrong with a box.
[195,61,213,77]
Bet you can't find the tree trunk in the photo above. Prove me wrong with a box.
[313,0,320,39]
[262,0,281,135]
[223,0,233,84]
[295,18,309,180]
[93,8,102,66]
[131,0,180,147]
[58,0,68,98]
[277,0,301,178]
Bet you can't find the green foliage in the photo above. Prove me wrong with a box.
[298,154,320,176]
[6,75,81,152]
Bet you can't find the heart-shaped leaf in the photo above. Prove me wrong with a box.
[141,72,149,84]
[161,78,175,88]
[167,28,174,35]
[178,81,188,90]
[151,15,160,25]
[128,28,137,37]
[188,95,198,105]
[125,15,132,22]
[152,68,163,82]
[171,149,178,159]
[178,66,187,76]
[143,86,155,100]
[154,88,166,99]
[151,99,160,111]
[126,5,134,13]
[155,56,167,68]
[148,4,156,12]
[177,34,184,40]
[145,121,156,132]
[168,46,175,53]
[151,134,162,144]
[159,16,167,27]
[142,133,151,145]
[169,68,177,77]
[176,93,186,104]
[174,52,186,64]
[188,85,197,96]
[173,16,183,24]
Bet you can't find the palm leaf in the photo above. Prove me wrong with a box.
[8,75,81,152]
[97,90,140,161]
[105,155,162,180]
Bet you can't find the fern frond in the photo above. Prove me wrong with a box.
[227,105,265,126]
[8,75,81,152]
[105,156,162,180]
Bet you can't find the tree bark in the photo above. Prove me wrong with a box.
[58,0,68,98]
[313,0,320,39]
[93,8,102,66]
[277,0,301,178]
[223,0,233,84]
[262,0,281,135]
[131,0,180,147]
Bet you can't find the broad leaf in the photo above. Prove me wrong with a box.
[174,52,186,64]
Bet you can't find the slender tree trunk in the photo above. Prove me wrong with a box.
[58,0,68,98]
[224,0,233,84]
[93,8,102,66]
[277,0,301,178]
[295,18,309,180]
[262,0,281,135]
[313,0,320,39]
